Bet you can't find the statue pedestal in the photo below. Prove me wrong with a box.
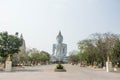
[5,61,12,72]
[106,62,112,72]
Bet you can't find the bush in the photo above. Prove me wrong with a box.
[55,64,66,72]
[56,64,64,69]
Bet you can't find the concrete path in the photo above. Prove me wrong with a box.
[0,64,119,80]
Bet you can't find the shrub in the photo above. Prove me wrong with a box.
[56,64,64,69]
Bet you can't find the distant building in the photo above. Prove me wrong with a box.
[19,34,26,54]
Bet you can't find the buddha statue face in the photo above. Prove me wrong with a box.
[56,31,63,43]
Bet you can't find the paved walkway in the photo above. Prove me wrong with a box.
[0,64,120,80]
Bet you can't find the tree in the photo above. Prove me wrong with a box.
[78,39,96,65]
[69,54,79,64]
[0,32,23,63]
[77,32,120,67]
[111,39,120,67]
[92,33,119,66]
[30,49,50,65]
[0,56,2,63]
[39,51,50,62]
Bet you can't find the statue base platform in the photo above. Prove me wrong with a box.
[54,69,66,72]
[51,56,69,63]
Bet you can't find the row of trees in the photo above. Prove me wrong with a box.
[18,48,50,66]
[0,31,51,67]
[77,33,120,67]
[70,33,120,67]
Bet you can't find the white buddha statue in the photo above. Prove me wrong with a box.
[52,31,67,63]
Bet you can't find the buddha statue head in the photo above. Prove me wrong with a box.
[56,31,63,43]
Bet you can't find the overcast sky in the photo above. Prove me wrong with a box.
[0,0,120,54]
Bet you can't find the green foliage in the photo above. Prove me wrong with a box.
[0,32,23,63]
[54,64,66,72]
[39,51,50,62]
[56,64,64,69]
[0,56,2,62]
[111,40,120,67]
[77,39,97,65]
[77,33,120,67]
[30,50,50,65]
[11,48,51,66]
